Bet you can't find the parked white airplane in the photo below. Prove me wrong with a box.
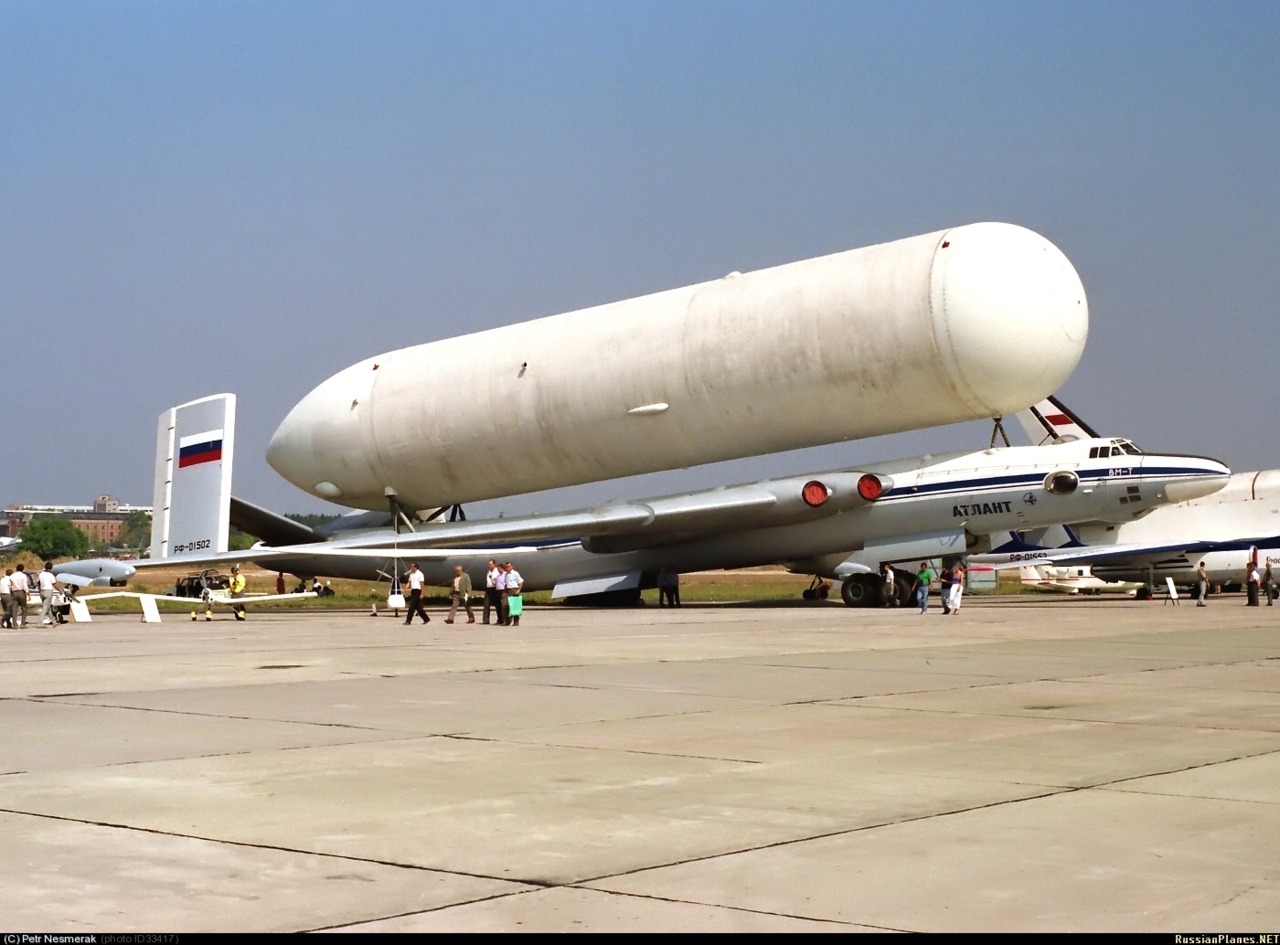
[266,222,1088,512]
[43,582,317,625]
[1016,563,1141,596]
[106,394,1229,608]
[971,396,1280,591]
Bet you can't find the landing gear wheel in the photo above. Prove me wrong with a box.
[840,574,878,608]
[895,576,913,608]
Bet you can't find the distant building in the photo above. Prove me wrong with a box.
[5,495,152,547]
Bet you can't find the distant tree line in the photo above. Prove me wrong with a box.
[5,512,149,561]
[117,510,151,550]
[286,512,342,529]
[3,510,344,561]
[17,517,90,560]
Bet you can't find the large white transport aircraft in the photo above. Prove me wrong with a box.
[58,221,1093,597]
[115,393,1229,608]
[76,220,1099,599]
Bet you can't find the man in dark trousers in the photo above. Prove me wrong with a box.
[404,562,432,624]
[483,559,502,624]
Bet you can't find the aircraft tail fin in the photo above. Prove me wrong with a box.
[1014,395,1101,446]
[1019,564,1052,585]
[150,394,235,560]
[996,523,1087,551]
[1059,524,1087,548]
[988,531,1049,554]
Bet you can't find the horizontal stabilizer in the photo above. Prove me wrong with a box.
[975,537,1243,570]
[230,496,322,546]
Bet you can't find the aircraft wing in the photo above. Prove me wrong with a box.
[976,535,1280,571]
[137,469,880,570]
[204,591,320,604]
[78,591,320,605]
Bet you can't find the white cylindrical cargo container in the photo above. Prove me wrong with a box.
[269,222,1088,510]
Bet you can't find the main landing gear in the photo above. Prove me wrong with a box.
[839,573,912,608]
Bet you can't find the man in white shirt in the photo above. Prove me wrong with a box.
[8,564,30,629]
[494,564,509,625]
[503,562,525,627]
[483,559,502,624]
[38,561,60,626]
[403,562,431,625]
[0,569,12,629]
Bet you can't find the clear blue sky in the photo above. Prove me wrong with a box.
[2,0,1277,516]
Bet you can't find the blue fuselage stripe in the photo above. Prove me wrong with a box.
[880,466,1211,502]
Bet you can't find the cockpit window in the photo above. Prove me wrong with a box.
[1111,438,1143,456]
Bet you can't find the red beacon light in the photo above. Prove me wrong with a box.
[801,480,830,508]
[857,474,885,501]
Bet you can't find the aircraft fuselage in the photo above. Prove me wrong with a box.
[260,440,1228,597]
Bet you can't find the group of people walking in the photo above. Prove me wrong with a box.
[1,562,66,628]
[885,558,962,612]
[877,561,965,613]
[908,560,965,615]
[403,559,525,626]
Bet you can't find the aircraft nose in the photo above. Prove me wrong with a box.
[267,358,389,509]
[1157,456,1231,503]
[265,399,323,496]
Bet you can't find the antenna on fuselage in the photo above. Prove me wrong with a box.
[989,416,1010,449]
[385,487,416,535]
